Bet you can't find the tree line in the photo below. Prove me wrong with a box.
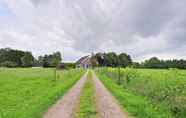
[1,48,186,69]
[133,57,186,69]
[91,52,132,67]
[92,52,186,69]
[0,48,62,67]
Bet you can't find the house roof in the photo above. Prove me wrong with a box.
[76,55,90,64]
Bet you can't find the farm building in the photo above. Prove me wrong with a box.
[76,55,91,69]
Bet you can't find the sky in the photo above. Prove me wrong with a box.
[0,0,186,62]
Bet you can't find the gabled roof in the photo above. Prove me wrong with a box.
[76,55,90,64]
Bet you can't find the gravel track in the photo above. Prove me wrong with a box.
[44,71,129,118]
[43,72,88,118]
[92,72,128,118]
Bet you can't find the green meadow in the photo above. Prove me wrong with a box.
[97,68,186,118]
[0,68,83,118]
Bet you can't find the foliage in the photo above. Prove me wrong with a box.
[39,52,62,67]
[97,68,186,118]
[57,63,76,69]
[94,53,105,66]
[0,61,18,67]
[104,52,118,67]
[93,52,132,67]
[97,72,172,118]
[21,52,35,67]
[0,48,35,67]
[118,53,132,67]
[90,55,99,68]
[139,57,186,69]
[0,68,83,118]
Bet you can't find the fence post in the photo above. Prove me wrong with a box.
[54,68,57,82]
[118,66,121,85]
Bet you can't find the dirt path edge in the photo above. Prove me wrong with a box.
[43,71,88,118]
[92,71,129,118]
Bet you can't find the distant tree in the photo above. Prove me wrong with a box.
[132,62,141,68]
[21,52,35,67]
[118,53,132,67]
[41,52,62,67]
[104,52,118,67]
[143,57,161,68]
[94,53,105,66]
[90,55,99,68]
[43,55,50,67]
[50,52,62,67]
[38,56,44,66]
[0,61,18,67]
[0,48,28,67]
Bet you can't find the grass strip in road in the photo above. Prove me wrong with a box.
[97,73,173,118]
[75,71,97,118]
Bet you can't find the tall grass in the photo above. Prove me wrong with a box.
[97,68,186,118]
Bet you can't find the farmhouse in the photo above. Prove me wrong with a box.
[76,55,91,69]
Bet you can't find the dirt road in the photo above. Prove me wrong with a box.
[44,71,128,118]
[92,72,128,118]
[43,72,88,118]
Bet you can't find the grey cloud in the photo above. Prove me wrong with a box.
[30,0,50,6]
[1,0,186,61]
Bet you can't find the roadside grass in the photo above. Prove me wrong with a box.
[0,68,84,118]
[97,68,186,118]
[97,72,173,118]
[75,70,97,118]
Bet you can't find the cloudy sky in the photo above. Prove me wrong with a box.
[0,0,186,62]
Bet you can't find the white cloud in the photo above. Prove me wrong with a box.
[0,0,186,62]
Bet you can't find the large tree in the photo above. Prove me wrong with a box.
[40,52,62,67]
[94,53,105,66]
[0,48,34,67]
[143,57,165,68]
[51,52,62,67]
[104,52,118,67]
[21,52,35,67]
[118,53,132,67]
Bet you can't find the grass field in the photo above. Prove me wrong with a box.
[0,68,83,118]
[75,71,97,118]
[97,68,186,118]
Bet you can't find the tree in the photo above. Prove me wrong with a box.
[0,48,30,67]
[50,52,62,67]
[43,55,50,67]
[0,61,18,67]
[94,53,105,66]
[132,62,141,68]
[41,52,62,67]
[118,53,132,67]
[143,57,167,69]
[38,56,44,66]
[104,52,118,67]
[90,55,98,68]
[21,52,35,67]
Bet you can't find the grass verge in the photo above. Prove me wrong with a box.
[75,71,97,118]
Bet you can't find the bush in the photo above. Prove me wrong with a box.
[0,61,18,67]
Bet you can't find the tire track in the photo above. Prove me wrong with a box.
[92,71,128,118]
[43,72,88,118]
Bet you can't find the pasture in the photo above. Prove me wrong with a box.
[0,68,83,118]
[1,67,186,118]
[97,68,186,118]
